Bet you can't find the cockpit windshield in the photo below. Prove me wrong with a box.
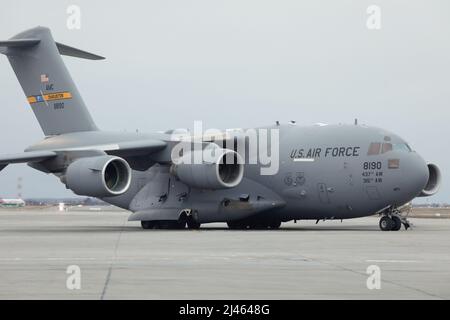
[367,142,411,155]
[393,143,412,152]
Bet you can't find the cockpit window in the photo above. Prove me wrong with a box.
[367,143,381,155]
[381,143,392,153]
[368,142,411,155]
[393,143,412,152]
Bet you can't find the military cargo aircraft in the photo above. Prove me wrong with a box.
[0,27,441,231]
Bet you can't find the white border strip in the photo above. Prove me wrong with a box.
[293,158,315,162]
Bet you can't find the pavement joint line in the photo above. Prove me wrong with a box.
[100,217,127,300]
[0,257,98,261]
[307,255,444,300]
[365,260,422,263]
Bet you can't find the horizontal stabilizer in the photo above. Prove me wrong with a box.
[56,42,105,60]
[0,36,104,60]
[0,39,40,48]
[0,150,57,165]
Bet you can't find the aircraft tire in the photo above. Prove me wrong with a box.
[141,221,156,229]
[172,220,186,229]
[156,220,186,230]
[379,216,394,231]
[187,220,201,229]
[391,216,402,231]
[269,221,282,229]
[251,223,267,230]
[227,221,245,230]
[227,221,239,229]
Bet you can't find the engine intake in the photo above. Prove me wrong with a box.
[171,148,244,189]
[419,163,441,197]
[64,155,131,197]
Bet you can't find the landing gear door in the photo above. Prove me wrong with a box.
[129,166,190,212]
[168,177,190,204]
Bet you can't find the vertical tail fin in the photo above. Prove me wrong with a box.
[0,26,102,136]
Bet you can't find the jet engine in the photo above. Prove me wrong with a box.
[170,148,244,189]
[419,163,441,197]
[64,155,132,197]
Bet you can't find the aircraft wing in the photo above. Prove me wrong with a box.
[0,139,167,172]
[111,139,167,157]
[0,150,57,171]
[96,139,167,155]
[0,150,57,164]
[49,139,167,156]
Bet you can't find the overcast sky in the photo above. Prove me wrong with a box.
[0,0,448,203]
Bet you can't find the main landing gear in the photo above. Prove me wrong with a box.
[227,220,282,230]
[379,207,411,231]
[140,209,201,230]
[141,219,202,230]
[141,220,186,230]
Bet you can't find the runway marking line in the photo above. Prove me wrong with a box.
[365,259,421,263]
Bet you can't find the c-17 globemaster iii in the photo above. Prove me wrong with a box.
[0,27,441,231]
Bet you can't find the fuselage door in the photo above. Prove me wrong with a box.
[317,182,330,204]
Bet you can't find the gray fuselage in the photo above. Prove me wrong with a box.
[27,123,428,224]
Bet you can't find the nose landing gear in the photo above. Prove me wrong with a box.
[379,207,411,231]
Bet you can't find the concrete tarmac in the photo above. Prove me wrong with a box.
[0,207,449,299]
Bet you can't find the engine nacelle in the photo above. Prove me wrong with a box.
[64,155,132,197]
[170,148,244,189]
[419,163,441,197]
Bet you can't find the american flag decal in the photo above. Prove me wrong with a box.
[40,74,49,83]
